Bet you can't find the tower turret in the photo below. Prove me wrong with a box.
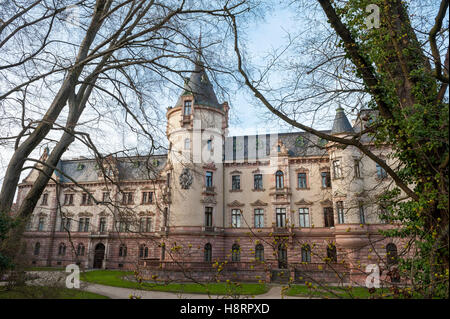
[327,107,364,226]
[165,56,228,237]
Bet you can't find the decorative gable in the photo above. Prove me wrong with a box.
[250,199,268,207]
[227,200,245,207]
[294,199,313,206]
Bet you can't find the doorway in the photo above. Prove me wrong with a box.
[93,243,105,269]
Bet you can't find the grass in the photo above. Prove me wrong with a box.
[286,284,391,299]
[0,286,109,299]
[81,270,269,295]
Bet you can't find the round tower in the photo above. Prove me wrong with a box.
[165,57,229,235]
[327,107,364,225]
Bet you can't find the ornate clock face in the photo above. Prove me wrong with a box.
[179,168,193,189]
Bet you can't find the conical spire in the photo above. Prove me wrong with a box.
[331,107,354,135]
[174,34,221,109]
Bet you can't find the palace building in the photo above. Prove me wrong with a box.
[16,57,403,285]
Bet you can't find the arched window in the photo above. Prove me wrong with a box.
[386,243,398,265]
[255,244,264,261]
[58,243,66,256]
[119,244,127,257]
[34,242,40,256]
[275,170,284,189]
[77,243,85,256]
[139,244,148,258]
[326,244,337,263]
[204,243,212,262]
[278,244,288,268]
[301,244,311,263]
[231,244,240,262]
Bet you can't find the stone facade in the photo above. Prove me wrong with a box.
[16,59,405,285]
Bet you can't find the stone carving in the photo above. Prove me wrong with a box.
[179,168,193,189]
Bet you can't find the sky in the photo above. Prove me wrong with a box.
[0,1,394,195]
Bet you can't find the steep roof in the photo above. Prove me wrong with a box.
[331,107,354,135]
[224,131,330,161]
[175,59,221,109]
[54,155,167,183]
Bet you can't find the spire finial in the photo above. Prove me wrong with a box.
[197,28,202,63]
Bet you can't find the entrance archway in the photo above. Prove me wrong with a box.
[93,243,105,269]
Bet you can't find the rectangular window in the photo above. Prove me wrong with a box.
[163,207,168,227]
[254,174,263,190]
[359,203,365,224]
[337,201,345,224]
[324,207,334,227]
[376,163,387,179]
[38,217,44,231]
[276,208,286,227]
[254,209,264,228]
[142,191,153,204]
[78,218,84,232]
[184,100,192,115]
[60,218,71,232]
[41,193,48,206]
[299,208,310,227]
[121,192,133,205]
[118,220,130,232]
[231,175,240,190]
[139,217,152,232]
[64,194,73,205]
[99,217,106,233]
[231,209,241,228]
[321,171,331,188]
[354,159,361,178]
[332,160,342,179]
[205,207,213,227]
[207,139,212,151]
[81,193,93,205]
[297,173,307,189]
[102,192,110,202]
[84,218,90,232]
[205,171,213,187]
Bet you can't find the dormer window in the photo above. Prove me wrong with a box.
[184,100,192,116]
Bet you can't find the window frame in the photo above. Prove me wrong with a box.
[254,209,264,228]
[275,207,286,228]
[299,208,310,227]
[231,175,241,190]
[337,201,345,224]
[231,209,241,228]
[205,207,213,227]
[332,160,342,179]
[297,172,308,189]
[253,174,263,190]
[184,100,192,116]
[321,171,331,188]
[275,170,284,189]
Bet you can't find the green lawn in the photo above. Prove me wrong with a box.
[81,270,268,295]
[286,284,391,299]
[0,286,109,299]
